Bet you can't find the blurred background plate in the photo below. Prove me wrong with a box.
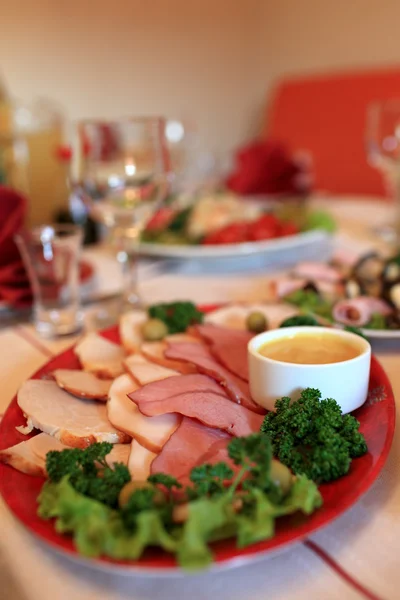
[139,229,331,259]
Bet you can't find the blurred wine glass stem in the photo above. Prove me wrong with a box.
[115,230,141,309]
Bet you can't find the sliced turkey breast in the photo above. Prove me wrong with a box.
[128,439,157,480]
[123,354,179,386]
[0,432,131,477]
[74,333,126,378]
[52,369,112,401]
[119,310,147,353]
[17,380,130,448]
[107,374,179,453]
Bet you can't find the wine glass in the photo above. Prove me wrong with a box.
[73,117,171,326]
[366,99,400,245]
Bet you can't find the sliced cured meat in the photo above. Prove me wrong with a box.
[269,277,341,301]
[140,341,195,374]
[107,374,179,453]
[165,333,202,344]
[151,417,230,480]
[333,296,392,327]
[123,354,179,386]
[0,432,65,476]
[0,432,130,477]
[128,439,157,480]
[74,333,125,379]
[130,373,228,403]
[196,324,253,382]
[205,303,299,331]
[292,261,342,283]
[17,380,130,449]
[165,342,263,413]
[52,369,112,401]
[129,376,264,437]
[119,309,147,353]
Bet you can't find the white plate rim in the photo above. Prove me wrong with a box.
[139,230,330,259]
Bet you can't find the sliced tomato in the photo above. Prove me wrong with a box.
[247,214,280,241]
[278,221,299,237]
[145,207,176,232]
[202,223,249,245]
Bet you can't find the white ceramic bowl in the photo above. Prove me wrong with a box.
[248,326,371,414]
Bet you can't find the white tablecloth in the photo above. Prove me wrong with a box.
[0,196,399,600]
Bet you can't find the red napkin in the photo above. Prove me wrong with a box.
[226,139,312,196]
[0,187,33,308]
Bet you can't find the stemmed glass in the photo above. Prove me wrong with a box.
[366,99,400,245]
[72,117,171,326]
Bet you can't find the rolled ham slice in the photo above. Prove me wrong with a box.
[292,261,342,283]
[128,375,264,437]
[17,380,130,449]
[74,333,126,379]
[195,324,253,382]
[52,369,112,401]
[123,354,179,386]
[0,432,131,477]
[151,417,231,480]
[128,439,157,480]
[270,277,342,301]
[107,374,179,453]
[333,296,392,327]
[119,310,147,353]
[165,342,263,414]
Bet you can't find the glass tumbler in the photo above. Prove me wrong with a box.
[15,224,83,337]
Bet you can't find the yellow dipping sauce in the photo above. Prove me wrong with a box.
[259,331,360,365]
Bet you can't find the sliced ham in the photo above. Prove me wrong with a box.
[123,354,179,386]
[195,324,253,382]
[333,296,392,327]
[165,342,263,413]
[52,369,112,401]
[119,309,147,353]
[129,373,228,403]
[107,374,179,453]
[140,342,195,374]
[128,375,264,437]
[292,261,342,283]
[151,417,231,480]
[74,333,126,379]
[128,439,157,480]
[17,380,130,449]
[205,303,299,331]
[0,432,130,477]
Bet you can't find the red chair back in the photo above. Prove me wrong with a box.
[265,68,400,197]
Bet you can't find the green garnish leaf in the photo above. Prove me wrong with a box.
[260,388,367,483]
[364,313,387,330]
[280,314,319,328]
[148,301,204,334]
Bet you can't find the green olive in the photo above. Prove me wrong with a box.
[270,459,293,495]
[118,480,166,508]
[246,311,268,333]
[141,318,169,341]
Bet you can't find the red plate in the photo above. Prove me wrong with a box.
[0,324,396,574]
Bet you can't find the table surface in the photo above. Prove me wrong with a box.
[0,196,399,600]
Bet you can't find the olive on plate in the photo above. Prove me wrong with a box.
[118,480,166,508]
[141,318,168,341]
[383,261,400,284]
[246,311,268,333]
[383,280,400,310]
[352,252,385,282]
[270,459,293,495]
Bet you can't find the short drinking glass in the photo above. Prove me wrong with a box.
[15,224,83,337]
